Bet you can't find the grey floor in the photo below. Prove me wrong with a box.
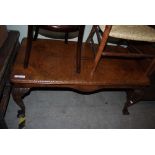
[5,90,155,129]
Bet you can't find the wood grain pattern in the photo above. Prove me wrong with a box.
[11,39,150,91]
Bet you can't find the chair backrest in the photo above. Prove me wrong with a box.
[33,25,85,43]
[36,27,79,40]
[38,25,82,32]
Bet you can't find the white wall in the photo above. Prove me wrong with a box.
[7,25,27,42]
[7,25,97,43]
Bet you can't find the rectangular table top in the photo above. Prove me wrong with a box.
[11,39,150,91]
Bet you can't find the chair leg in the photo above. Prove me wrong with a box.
[24,25,33,68]
[86,25,98,43]
[33,26,40,40]
[96,26,102,44]
[91,25,112,75]
[76,26,85,73]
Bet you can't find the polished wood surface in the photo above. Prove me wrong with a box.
[11,39,150,90]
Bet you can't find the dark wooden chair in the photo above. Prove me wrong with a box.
[87,25,155,75]
[24,25,85,73]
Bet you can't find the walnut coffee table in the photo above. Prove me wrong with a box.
[11,39,151,127]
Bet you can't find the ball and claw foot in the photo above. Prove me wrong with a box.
[122,108,130,115]
[17,110,26,129]
[17,110,25,118]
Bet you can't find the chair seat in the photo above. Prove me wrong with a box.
[99,25,155,42]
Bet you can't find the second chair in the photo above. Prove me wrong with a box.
[87,25,155,75]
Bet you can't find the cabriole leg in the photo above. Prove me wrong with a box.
[12,87,30,128]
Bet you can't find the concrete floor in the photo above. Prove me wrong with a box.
[5,90,155,129]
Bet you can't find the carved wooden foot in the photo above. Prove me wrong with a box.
[123,89,144,115]
[12,87,30,117]
[12,87,30,128]
[122,100,132,115]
